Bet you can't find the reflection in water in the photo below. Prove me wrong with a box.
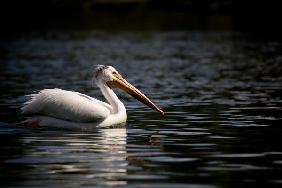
[5,126,127,187]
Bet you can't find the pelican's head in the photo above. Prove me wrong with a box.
[95,65,164,116]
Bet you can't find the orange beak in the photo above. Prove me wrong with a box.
[107,74,164,116]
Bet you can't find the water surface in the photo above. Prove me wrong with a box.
[0,31,282,187]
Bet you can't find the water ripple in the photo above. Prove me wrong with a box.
[1,31,282,187]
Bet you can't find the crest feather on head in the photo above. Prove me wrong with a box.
[95,65,108,78]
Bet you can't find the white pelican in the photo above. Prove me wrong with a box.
[21,65,164,127]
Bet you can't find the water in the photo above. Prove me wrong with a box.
[0,31,282,187]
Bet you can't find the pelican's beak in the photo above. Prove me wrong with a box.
[107,74,164,116]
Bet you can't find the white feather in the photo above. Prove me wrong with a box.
[21,88,112,123]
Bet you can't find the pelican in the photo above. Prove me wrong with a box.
[21,65,164,127]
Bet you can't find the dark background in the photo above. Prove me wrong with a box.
[1,0,281,39]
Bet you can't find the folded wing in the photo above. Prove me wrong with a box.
[21,88,112,122]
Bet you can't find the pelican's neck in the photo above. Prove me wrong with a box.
[98,82,125,114]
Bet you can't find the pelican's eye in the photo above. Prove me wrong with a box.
[112,71,118,77]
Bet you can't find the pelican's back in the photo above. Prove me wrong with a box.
[21,89,111,122]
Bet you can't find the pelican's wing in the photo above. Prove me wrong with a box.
[21,88,112,122]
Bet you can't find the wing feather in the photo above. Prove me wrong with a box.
[21,88,111,122]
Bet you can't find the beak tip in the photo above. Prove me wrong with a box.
[159,109,165,116]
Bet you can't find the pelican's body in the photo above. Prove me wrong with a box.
[21,65,163,127]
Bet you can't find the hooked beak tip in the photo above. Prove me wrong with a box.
[159,109,165,116]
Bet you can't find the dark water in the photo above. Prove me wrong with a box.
[0,31,282,187]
